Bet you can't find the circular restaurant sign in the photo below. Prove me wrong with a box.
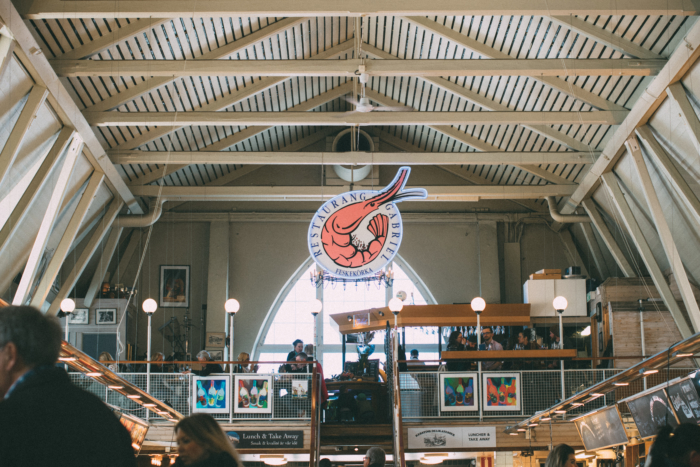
[308,167,427,278]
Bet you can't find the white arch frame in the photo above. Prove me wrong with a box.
[251,254,436,361]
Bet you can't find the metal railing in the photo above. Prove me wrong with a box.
[399,368,694,420]
[69,372,313,421]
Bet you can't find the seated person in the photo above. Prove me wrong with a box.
[407,349,425,367]
[285,339,304,372]
[547,326,575,369]
[480,326,503,371]
[185,350,224,376]
[150,352,165,373]
[233,352,258,373]
[513,329,540,370]
[98,351,119,372]
[446,330,467,372]
[289,352,309,373]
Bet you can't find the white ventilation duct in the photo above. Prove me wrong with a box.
[546,196,591,223]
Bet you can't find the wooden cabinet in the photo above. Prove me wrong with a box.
[523,279,587,317]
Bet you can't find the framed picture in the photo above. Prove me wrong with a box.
[68,308,89,324]
[573,405,628,451]
[292,380,308,398]
[482,373,521,411]
[96,308,117,325]
[206,332,226,349]
[193,376,231,414]
[208,350,224,362]
[234,375,272,414]
[160,265,190,308]
[440,373,478,412]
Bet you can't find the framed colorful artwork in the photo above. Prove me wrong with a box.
[160,265,190,308]
[482,373,521,411]
[96,308,117,325]
[193,376,231,414]
[68,308,89,324]
[439,373,478,412]
[234,375,272,414]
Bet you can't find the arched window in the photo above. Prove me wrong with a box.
[253,256,438,375]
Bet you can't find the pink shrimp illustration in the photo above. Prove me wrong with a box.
[321,167,427,268]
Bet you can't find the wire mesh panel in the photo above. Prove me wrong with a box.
[150,373,191,417]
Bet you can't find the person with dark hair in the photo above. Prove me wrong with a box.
[285,339,304,372]
[289,352,309,373]
[481,326,503,370]
[407,349,425,368]
[319,459,332,467]
[446,330,467,371]
[547,326,574,369]
[364,447,386,467]
[174,413,242,466]
[514,328,540,370]
[647,424,700,467]
[544,444,576,467]
[0,305,136,467]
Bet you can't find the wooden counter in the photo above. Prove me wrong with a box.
[441,349,577,360]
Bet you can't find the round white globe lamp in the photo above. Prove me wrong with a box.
[225,298,240,314]
[60,298,76,313]
[553,296,568,313]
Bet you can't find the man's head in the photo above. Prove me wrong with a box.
[481,326,494,343]
[0,306,62,398]
[293,352,308,371]
[518,329,531,346]
[467,335,478,348]
[196,350,211,362]
[293,339,303,353]
[410,349,419,359]
[364,447,386,467]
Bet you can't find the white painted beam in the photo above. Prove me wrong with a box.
[23,0,700,19]
[0,0,143,214]
[549,16,663,60]
[130,184,577,202]
[0,34,15,78]
[402,16,627,111]
[626,135,700,332]
[0,86,48,188]
[46,198,124,316]
[51,58,665,78]
[601,171,693,338]
[58,18,168,60]
[109,150,597,166]
[666,82,700,153]
[0,127,74,251]
[581,198,636,277]
[29,171,105,308]
[87,17,308,113]
[580,221,611,280]
[11,135,84,305]
[85,110,627,127]
[564,19,700,213]
[635,125,700,228]
[116,40,354,150]
[83,225,122,308]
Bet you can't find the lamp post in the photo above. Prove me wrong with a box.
[142,298,158,399]
[471,297,486,421]
[61,299,75,370]
[310,299,323,360]
[225,298,240,423]
[553,296,568,404]
[388,297,403,329]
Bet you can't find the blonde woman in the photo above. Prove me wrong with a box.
[174,414,241,466]
[98,351,119,372]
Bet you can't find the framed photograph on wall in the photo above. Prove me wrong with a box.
[482,373,521,411]
[193,375,231,414]
[206,332,226,349]
[69,308,89,324]
[208,350,224,362]
[440,373,478,412]
[96,308,117,325]
[234,375,272,414]
[160,265,190,308]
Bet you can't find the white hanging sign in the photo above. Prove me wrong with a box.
[407,426,497,449]
[307,167,427,278]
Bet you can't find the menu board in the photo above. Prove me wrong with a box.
[574,406,629,451]
[118,413,149,452]
[624,389,679,439]
[667,377,700,425]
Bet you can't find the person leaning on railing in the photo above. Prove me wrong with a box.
[232,352,258,374]
[446,330,468,371]
[183,350,224,377]
[512,328,541,370]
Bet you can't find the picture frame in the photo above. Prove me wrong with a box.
[160,265,190,308]
[68,308,89,324]
[573,405,629,451]
[193,375,231,414]
[206,332,226,349]
[482,372,522,411]
[440,373,478,412]
[208,350,224,362]
[292,380,308,398]
[96,308,117,325]
[234,375,272,414]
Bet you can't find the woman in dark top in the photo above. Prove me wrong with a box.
[446,330,467,371]
[647,424,700,467]
[285,339,304,372]
[174,414,241,467]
